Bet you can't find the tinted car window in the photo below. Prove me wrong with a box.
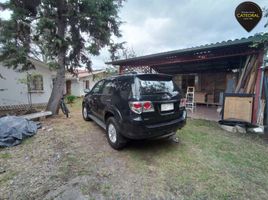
[139,80,175,94]
[102,80,115,95]
[117,78,133,100]
[91,80,104,94]
[137,75,179,95]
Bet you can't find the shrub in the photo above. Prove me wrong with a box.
[66,95,76,104]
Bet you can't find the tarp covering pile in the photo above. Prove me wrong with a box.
[0,116,38,147]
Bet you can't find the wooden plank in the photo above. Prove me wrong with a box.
[195,92,206,103]
[240,55,257,90]
[250,58,260,93]
[207,94,214,104]
[246,59,259,93]
[252,53,263,123]
[22,111,52,120]
[246,72,255,93]
[235,55,251,93]
[223,96,253,122]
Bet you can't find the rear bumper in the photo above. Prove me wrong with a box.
[120,110,187,139]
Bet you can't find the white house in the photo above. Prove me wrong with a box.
[0,58,106,112]
[0,58,54,108]
[65,70,105,96]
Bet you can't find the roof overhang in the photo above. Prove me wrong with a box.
[106,34,267,74]
[27,57,51,70]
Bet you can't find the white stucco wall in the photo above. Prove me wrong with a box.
[77,80,85,96]
[0,63,53,106]
[79,76,98,94]
[68,75,99,97]
[70,79,82,96]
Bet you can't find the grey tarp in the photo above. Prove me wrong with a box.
[0,116,38,147]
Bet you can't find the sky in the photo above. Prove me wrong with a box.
[0,0,267,70]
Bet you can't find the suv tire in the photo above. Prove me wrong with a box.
[82,104,92,121]
[106,117,127,150]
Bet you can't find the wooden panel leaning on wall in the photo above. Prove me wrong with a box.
[223,95,254,123]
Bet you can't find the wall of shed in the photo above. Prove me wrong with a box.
[173,72,237,104]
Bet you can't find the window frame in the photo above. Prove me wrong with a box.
[117,77,134,100]
[101,79,116,96]
[90,80,105,94]
[27,74,44,93]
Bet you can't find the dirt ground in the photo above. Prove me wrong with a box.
[1,100,268,200]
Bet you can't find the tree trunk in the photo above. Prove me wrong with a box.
[46,0,67,115]
[46,58,65,115]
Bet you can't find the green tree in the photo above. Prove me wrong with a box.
[105,45,137,77]
[252,8,268,47]
[0,0,124,114]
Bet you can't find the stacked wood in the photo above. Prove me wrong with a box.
[207,94,214,104]
[195,92,206,103]
[221,54,264,125]
[235,55,260,94]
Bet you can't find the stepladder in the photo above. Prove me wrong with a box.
[186,86,195,113]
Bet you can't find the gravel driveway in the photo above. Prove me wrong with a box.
[0,103,181,200]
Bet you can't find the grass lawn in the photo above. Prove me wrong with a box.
[0,99,268,199]
[125,119,268,199]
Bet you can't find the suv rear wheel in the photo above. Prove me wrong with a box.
[82,104,92,121]
[106,117,127,150]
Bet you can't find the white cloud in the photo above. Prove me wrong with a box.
[121,17,172,53]
[0,10,11,20]
[91,0,268,70]
[1,0,267,70]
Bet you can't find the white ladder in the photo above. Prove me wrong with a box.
[186,86,195,113]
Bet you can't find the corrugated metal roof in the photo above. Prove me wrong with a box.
[106,34,267,65]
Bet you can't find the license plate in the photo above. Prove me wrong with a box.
[161,103,174,111]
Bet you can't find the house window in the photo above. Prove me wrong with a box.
[28,74,44,92]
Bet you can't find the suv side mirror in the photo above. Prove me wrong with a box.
[84,89,91,94]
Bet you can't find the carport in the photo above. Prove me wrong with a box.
[106,35,267,123]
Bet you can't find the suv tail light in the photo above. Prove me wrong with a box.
[180,98,186,108]
[129,101,154,114]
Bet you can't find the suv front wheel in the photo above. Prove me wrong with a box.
[82,104,92,121]
[106,117,127,150]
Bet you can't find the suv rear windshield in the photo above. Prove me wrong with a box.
[136,75,178,95]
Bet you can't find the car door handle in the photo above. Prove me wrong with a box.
[105,99,111,102]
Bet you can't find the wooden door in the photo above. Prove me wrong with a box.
[66,80,71,95]
[85,80,89,89]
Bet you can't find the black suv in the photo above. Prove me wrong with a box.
[82,73,186,149]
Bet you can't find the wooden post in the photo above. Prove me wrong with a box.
[252,50,264,124]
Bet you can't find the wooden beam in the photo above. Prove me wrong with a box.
[154,62,239,71]
[118,50,258,67]
[22,111,52,120]
[252,51,264,124]
[156,68,232,74]
[155,64,237,74]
